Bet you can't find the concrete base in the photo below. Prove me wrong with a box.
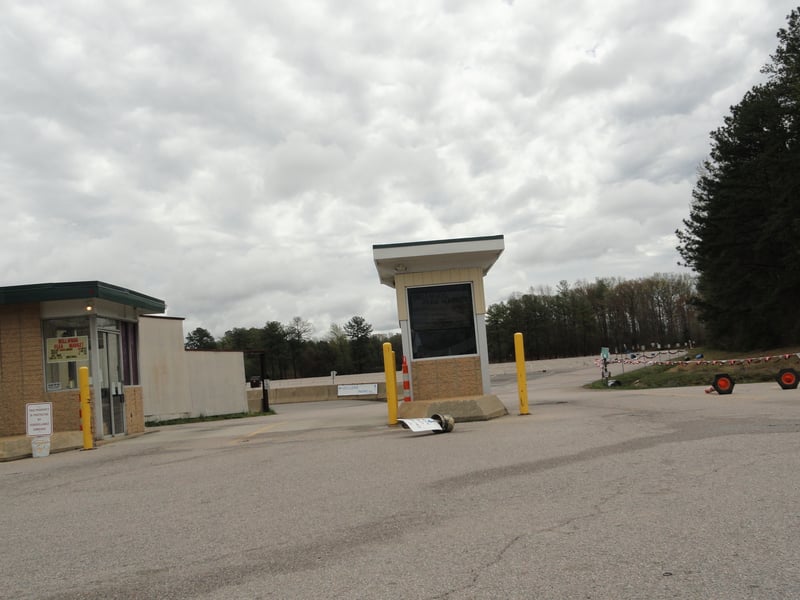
[397,394,508,422]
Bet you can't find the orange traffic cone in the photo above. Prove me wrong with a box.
[402,356,411,402]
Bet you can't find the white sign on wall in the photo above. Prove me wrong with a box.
[337,383,378,397]
[26,403,53,436]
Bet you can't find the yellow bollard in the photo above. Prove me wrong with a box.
[514,332,530,415]
[383,343,398,425]
[78,366,94,450]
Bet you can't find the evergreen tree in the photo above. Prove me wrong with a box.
[326,323,353,374]
[286,317,313,377]
[184,327,217,350]
[677,8,800,349]
[262,321,290,379]
[343,315,373,372]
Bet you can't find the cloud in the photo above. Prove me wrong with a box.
[0,0,795,338]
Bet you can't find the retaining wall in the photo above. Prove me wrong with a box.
[246,382,387,412]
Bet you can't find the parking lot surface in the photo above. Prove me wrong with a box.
[2,361,799,599]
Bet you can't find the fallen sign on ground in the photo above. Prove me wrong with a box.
[398,414,455,434]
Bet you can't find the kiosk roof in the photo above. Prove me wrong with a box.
[0,281,166,313]
[373,235,504,287]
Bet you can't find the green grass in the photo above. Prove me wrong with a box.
[145,410,275,427]
[587,346,800,390]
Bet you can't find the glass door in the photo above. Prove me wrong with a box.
[99,330,125,436]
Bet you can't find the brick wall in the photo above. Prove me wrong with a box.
[46,389,82,433]
[0,304,46,437]
[411,356,482,401]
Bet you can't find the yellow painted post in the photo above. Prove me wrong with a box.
[514,332,530,415]
[383,343,398,425]
[78,366,94,450]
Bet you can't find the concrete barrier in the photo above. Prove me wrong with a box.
[247,382,387,411]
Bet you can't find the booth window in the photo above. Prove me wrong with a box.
[407,283,477,359]
[42,317,90,391]
[120,321,139,385]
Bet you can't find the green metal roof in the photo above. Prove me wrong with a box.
[0,281,166,313]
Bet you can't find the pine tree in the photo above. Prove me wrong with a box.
[343,315,373,372]
[677,8,800,349]
[184,327,217,350]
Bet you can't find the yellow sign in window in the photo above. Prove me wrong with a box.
[46,336,89,363]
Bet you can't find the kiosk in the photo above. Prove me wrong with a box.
[373,235,507,421]
[0,281,165,459]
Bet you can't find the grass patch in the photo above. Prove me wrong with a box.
[146,411,275,427]
[587,346,800,390]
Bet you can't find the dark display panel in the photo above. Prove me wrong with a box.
[407,283,477,358]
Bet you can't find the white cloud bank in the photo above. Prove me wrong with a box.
[0,1,793,336]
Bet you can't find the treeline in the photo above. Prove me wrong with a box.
[485,274,705,362]
[186,316,401,380]
[188,273,705,378]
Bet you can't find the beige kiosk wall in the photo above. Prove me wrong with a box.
[394,267,489,401]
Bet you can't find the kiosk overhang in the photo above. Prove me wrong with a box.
[373,235,504,287]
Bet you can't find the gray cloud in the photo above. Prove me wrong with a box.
[0,0,795,337]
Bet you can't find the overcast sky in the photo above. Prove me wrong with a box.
[1,1,794,338]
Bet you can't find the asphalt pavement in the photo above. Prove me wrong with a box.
[2,360,799,599]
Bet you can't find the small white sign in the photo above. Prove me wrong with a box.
[398,418,442,432]
[337,383,378,397]
[26,402,53,436]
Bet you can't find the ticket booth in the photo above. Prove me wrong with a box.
[373,235,508,421]
[0,281,166,459]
